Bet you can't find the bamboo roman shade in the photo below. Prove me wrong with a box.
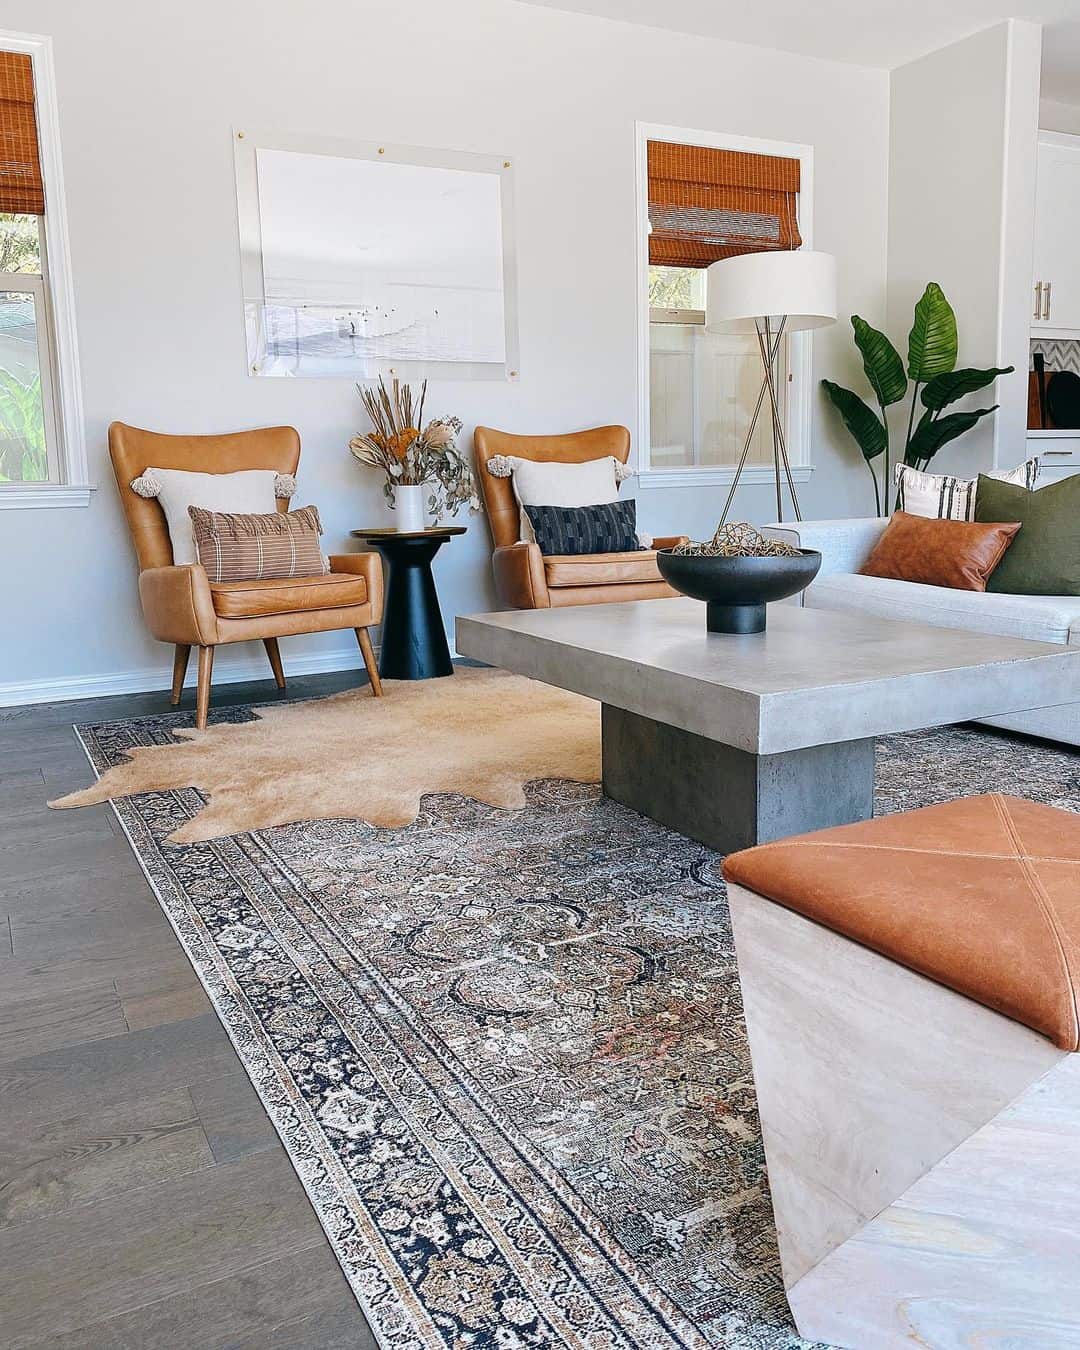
[0,51,44,216]
[647,141,801,269]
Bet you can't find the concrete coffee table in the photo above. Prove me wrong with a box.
[457,599,1080,852]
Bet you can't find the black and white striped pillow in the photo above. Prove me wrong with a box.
[894,458,1039,522]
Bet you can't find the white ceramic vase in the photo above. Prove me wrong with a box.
[394,483,427,533]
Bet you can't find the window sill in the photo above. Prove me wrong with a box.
[632,465,814,490]
[0,483,95,509]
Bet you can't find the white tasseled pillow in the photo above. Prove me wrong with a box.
[487,454,630,545]
[128,467,287,565]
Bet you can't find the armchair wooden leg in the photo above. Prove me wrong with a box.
[195,645,214,730]
[171,644,191,706]
[355,627,383,697]
[263,637,286,690]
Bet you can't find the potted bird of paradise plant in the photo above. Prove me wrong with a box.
[348,377,479,531]
[822,283,1013,514]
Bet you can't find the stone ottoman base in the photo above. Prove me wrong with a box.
[723,793,1080,1350]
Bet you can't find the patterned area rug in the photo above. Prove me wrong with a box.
[73,705,1079,1350]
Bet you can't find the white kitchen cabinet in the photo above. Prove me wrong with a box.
[1032,132,1080,335]
[1027,430,1080,481]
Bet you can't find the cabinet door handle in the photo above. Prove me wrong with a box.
[1041,449,1073,455]
[1043,281,1052,321]
[1034,280,1044,318]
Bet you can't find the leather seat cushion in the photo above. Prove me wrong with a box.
[543,550,663,588]
[723,794,1080,1051]
[210,572,368,619]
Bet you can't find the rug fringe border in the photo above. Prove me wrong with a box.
[69,721,416,1350]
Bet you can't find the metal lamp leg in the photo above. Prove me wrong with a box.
[756,318,802,522]
[719,317,797,525]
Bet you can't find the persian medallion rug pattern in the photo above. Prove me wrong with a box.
[72,705,1079,1350]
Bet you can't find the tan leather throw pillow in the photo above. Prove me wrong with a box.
[189,504,329,583]
[859,511,1021,591]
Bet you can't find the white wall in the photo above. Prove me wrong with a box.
[1041,97,1080,135]
[886,20,1041,480]
[0,0,889,701]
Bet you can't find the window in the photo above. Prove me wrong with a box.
[0,213,59,482]
[0,36,87,507]
[649,264,788,470]
[636,127,813,487]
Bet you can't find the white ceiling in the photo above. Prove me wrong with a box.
[517,0,1080,104]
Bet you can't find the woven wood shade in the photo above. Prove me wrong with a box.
[648,141,801,269]
[0,51,44,216]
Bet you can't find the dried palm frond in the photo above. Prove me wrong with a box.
[349,378,480,515]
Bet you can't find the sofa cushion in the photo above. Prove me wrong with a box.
[894,457,1039,521]
[489,453,625,545]
[210,572,368,620]
[805,571,1080,645]
[976,473,1080,596]
[543,550,663,588]
[191,504,328,583]
[723,794,1080,1050]
[859,512,1020,591]
[526,500,641,557]
[129,467,280,565]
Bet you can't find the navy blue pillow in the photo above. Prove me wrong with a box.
[524,499,642,556]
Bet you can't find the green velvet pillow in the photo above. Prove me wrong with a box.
[974,473,1080,595]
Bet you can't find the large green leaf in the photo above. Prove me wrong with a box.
[907,283,958,382]
[920,365,1013,411]
[852,316,907,407]
[906,406,997,465]
[822,380,887,462]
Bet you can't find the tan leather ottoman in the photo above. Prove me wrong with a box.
[722,793,1080,1350]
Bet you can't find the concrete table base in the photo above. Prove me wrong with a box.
[456,599,1079,851]
[601,705,875,852]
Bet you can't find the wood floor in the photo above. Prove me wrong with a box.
[0,670,379,1350]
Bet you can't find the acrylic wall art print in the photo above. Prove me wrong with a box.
[235,132,519,381]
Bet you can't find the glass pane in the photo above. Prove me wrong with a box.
[0,289,50,483]
[649,324,695,466]
[649,323,787,469]
[648,265,705,311]
[0,214,42,275]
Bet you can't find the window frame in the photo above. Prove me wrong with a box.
[0,30,88,510]
[634,122,815,489]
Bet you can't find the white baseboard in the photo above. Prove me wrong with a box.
[0,645,367,709]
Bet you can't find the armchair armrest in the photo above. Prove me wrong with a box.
[492,541,551,609]
[329,551,384,623]
[762,518,888,576]
[138,564,218,646]
[651,534,690,550]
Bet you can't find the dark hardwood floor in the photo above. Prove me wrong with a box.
[0,670,379,1349]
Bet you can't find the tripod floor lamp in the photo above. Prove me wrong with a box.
[705,250,837,524]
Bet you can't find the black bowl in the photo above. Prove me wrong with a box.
[656,548,822,633]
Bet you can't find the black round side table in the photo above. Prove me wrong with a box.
[350,526,466,680]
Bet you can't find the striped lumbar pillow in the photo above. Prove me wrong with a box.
[522,499,642,556]
[894,458,1039,522]
[188,504,329,582]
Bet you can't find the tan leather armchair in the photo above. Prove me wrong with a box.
[474,425,687,609]
[109,422,384,729]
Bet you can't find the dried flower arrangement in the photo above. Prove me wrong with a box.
[348,376,480,518]
[673,521,801,558]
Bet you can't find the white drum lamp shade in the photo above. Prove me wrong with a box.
[706,250,837,334]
